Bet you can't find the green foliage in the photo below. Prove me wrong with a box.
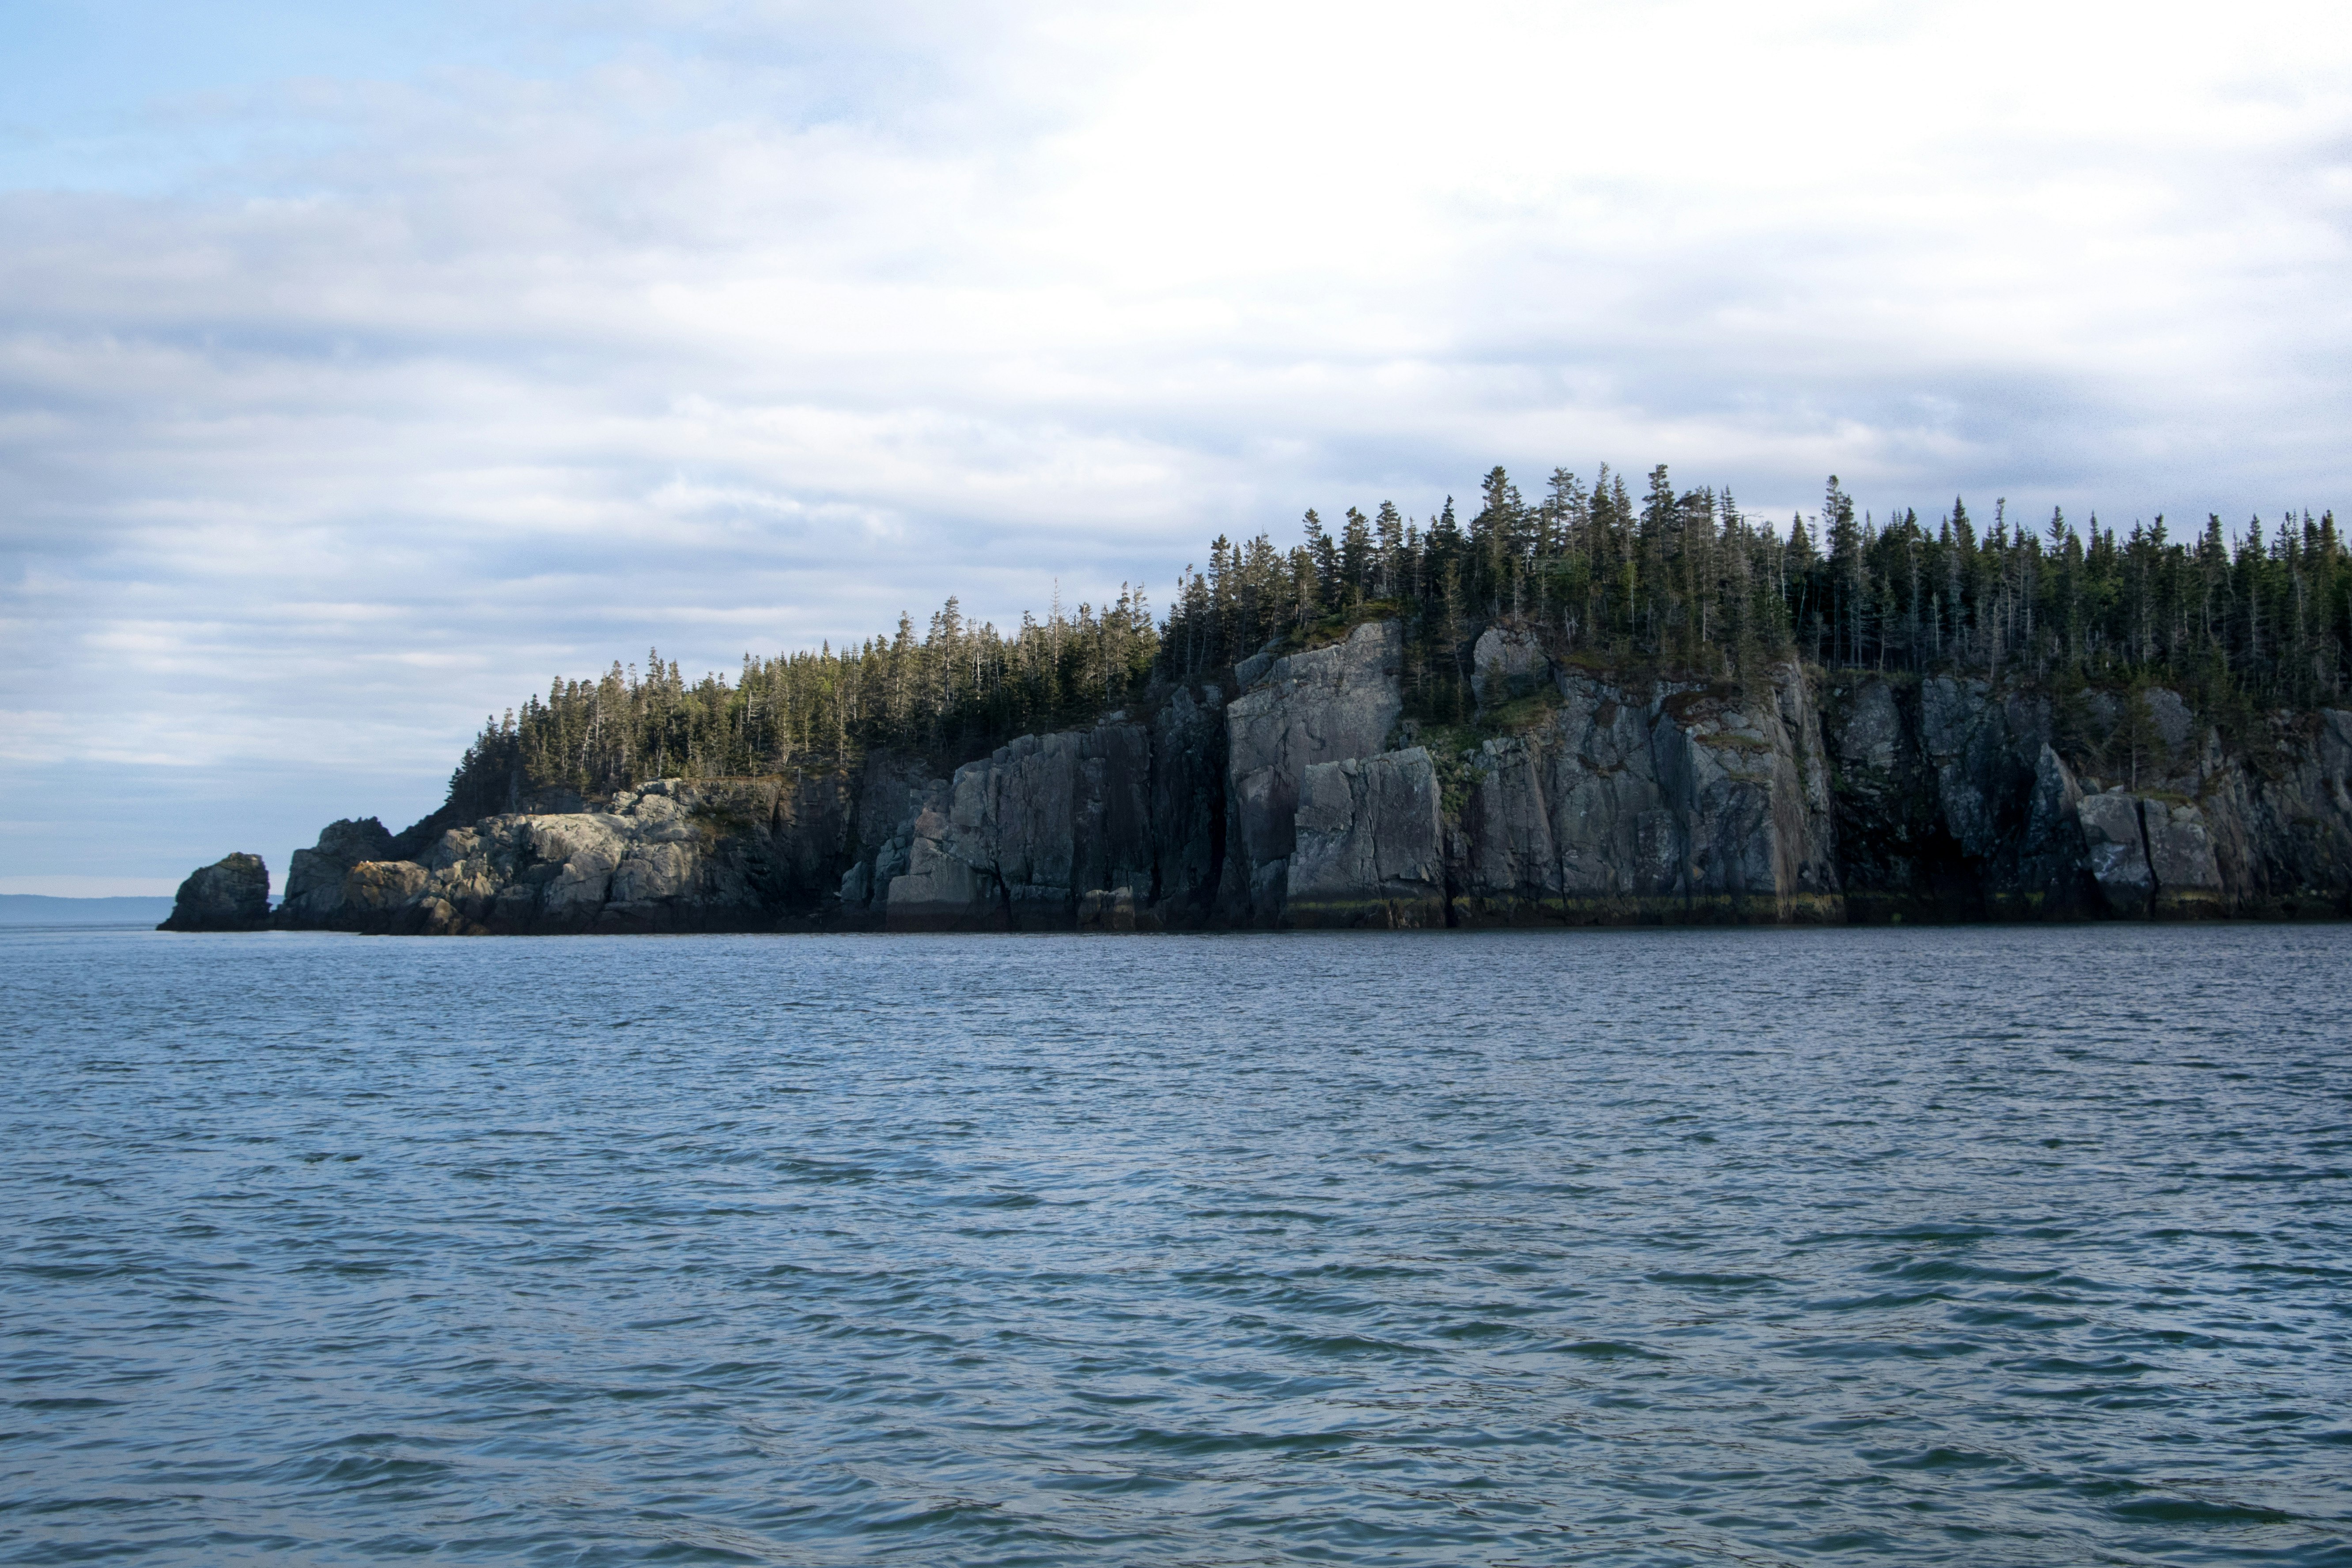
[1158,465,1811,719]
[1474,689,1564,736]
[1159,469,2352,729]
[447,461,2351,813]
[450,588,1159,804]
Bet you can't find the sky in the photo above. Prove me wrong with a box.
[4,0,2348,895]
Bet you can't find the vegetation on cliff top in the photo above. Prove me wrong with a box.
[443,465,2349,816]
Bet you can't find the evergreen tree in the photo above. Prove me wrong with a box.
[452,462,2350,813]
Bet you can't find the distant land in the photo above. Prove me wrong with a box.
[155,467,2352,934]
[2,895,178,926]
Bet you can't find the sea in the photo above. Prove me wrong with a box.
[4,923,2348,1565]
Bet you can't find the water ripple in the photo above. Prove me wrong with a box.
[3,923,2349,1564]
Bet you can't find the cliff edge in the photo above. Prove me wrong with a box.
[174,620,2352,934]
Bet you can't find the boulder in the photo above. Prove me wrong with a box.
[159,853,271,931]
[1471,626,1552,709]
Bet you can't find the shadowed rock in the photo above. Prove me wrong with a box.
[2077,791,2155,916]
[279,817,395,926]
[159,853,270,931]
[1471,626,1551,710]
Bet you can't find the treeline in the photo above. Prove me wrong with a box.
[1159,465,1799,714]
[447,589,1158,813]
[445,463,2349,810]
[1159,465,2352,722]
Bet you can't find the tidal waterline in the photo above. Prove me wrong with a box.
[4,924,2348,1565]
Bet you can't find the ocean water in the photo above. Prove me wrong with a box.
[4,924,2348,1567]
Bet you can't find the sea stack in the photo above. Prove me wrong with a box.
[158,853,271,931]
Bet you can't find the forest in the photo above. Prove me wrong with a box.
[444,465,2352,816]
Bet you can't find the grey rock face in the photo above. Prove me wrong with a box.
[1288,748,1446,927]
[1471,626,1552,709]
[1830,679,1986,919]
[160,853,270,931]
[2076,792,2155,916]
[239,621,2352,935]
[2216,708,2352,913]
[1452,663,1841,924]
[840,756,941,924]
[1223,620,1405,923]
[1817,677,2352,920]
[1826,677,2105,918]
[2142,800,2223,914]
[280,818,395,925]
[1148,685,1226,924]
[2145,688,2196,761]
[885,812,998,931]
[883,722,1160,931]
[832,689,1228,934]
[1231,644,1281,691]
[1837,680,1904,775]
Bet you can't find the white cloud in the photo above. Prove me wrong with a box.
[2,0,2347,882]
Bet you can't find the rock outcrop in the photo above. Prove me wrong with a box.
[1451,661,1842,925]
[278,817,395,926]
[163,618,2352,936]
[1821,674,2351,922]
[2076,791,2156,916]
[1287,748,1447,927]
[159,853,271,931]
[828,691,1230,934]
[881,722,1158,931]
[272,777,851,935]
[1470,626,1552,708]
[1221,620,1406,924]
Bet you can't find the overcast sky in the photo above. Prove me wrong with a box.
[4,0,2348,894]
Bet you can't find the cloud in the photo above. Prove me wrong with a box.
[2,0,2348,882]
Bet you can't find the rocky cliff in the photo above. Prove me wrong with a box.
[1825,673,2352,921]
[180,617,2352,935]
[1448,632,1842,926]
[159,852,272,931]
[270,776,852,936]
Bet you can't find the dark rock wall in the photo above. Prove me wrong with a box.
[1823,675,2352,922]
[1450,661,1842,926]
[160,852,271,931]
[186,621,2352,935]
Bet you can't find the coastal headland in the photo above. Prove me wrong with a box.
[165,618,2352,933]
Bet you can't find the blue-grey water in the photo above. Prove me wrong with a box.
[4,925,2348,1566]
